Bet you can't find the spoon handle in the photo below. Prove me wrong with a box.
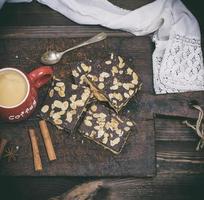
[61,32,107,55]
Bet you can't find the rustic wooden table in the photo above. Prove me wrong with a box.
[0,1,204,200]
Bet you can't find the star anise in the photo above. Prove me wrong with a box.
[4,146,19,162]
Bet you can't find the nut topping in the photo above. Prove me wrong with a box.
[41,105,49,113]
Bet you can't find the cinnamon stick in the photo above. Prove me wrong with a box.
[0,138,8,159]
[29,128,43,171]
[39,120,57,161]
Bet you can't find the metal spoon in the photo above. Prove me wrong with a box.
[40,32,107,65]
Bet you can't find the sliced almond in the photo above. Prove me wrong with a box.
[56,125,63,130]
[102,136,108,144]
[41,105,49,113]
[58,110,66,115]
[49,89,54,97]
[116,129,123,136]
[54,100,63,108]
[93,113,100,118]
[86,116,93,121]
[81,63,89,72]
[70,102,77,110]
[124,92,130,98]
[91,105,97,112]
[97,129,105,138]
[56,82,65,87]
[94,125,101,130]
[75,100,84,107]
[132,72,138,82]
[123,83,130,90]
[54,86,60,92]
[66,112,73,123]
[100,72,110,78]
[81,89,90,100]
[105,60,112,65]
[109,93,114,99]
[59,90,65,97]
[113,93,123,101]
[84,119,92,127]
[110,53,114,60]
[129,83,135,88]
[127,67,133,75]
[99,113,107,119]
[110,85,118,90]
[110,118,119,129]
[53,76,61,81]
[127,121,134,126]
[72,70,79,77]
[119,62,125,69]
[110,137,120,146]
[52,112,61,119]
[90,130,96,138]
[98,83,105,89]
[132,79,138,85]
[105,122,111,130]
[118,56,123,63]
[129,89,134,96]
[124,126,130,131]
[77,66,82,73]
[99,77,104,82]
[62,101,69,110]
[112,66,118,76]
[54,118,62,125]
[71,84,78,90]
[70,95,77,102]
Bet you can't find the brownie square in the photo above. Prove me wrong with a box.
[40,76,91,132]
[70,54,141,112]
[85,53,142,112]
[79,103,135,154]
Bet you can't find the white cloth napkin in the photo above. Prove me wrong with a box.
[2,0,204,94]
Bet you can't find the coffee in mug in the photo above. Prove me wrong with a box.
[0,69,28,107]
[0,67,53,122]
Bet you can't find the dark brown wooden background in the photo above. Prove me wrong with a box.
[0,0,204,199]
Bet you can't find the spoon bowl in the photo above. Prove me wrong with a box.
[41,51,62,65]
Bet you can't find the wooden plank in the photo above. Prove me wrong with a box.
[155,117,197,142]
[1,174,204,200]
[0,26,133,39]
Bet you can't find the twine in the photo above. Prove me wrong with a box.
[182,105,204,151]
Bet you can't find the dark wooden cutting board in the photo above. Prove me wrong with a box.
[1,27,203,176]
[0,28,156,176]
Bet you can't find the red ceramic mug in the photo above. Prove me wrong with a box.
[0,67,53,122]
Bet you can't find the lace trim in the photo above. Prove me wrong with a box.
[153,34,204,94]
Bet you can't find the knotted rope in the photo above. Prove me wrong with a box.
[182,105,204,151]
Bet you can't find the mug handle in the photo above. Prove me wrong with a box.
[28,66,54,89]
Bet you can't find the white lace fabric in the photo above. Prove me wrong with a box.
[153,34,204,94]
